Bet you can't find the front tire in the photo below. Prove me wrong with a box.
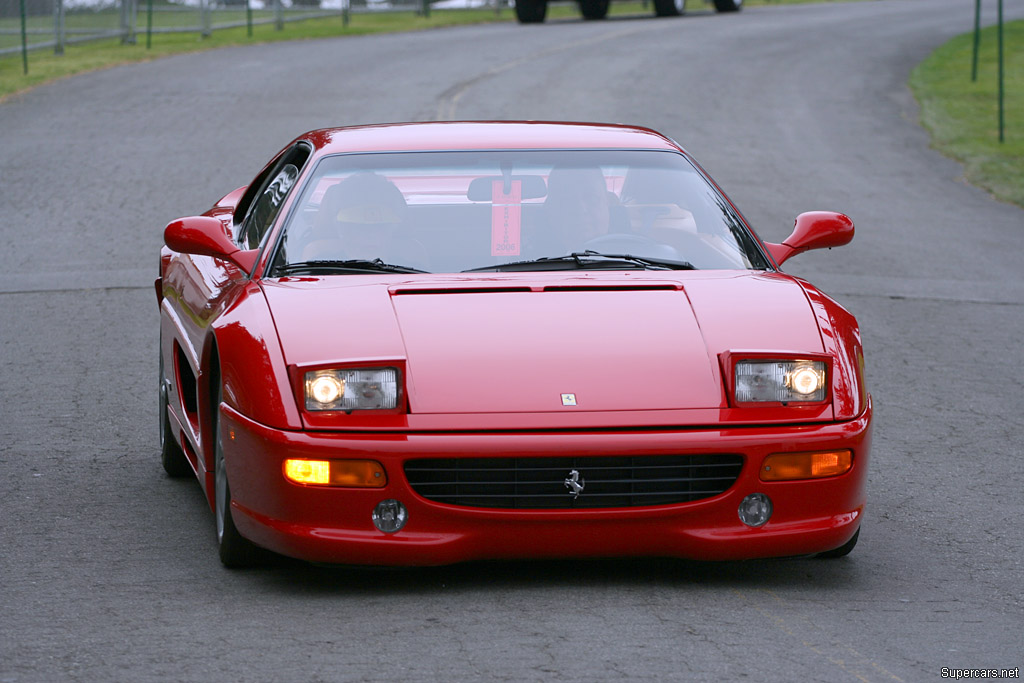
[214,383,259,568]
[579,0,609,19]
[515,0,547,23]
[712,0,741,12]
[653,0,683,17]
[159,339,191,478]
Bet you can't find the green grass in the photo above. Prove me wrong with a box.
[910,20,1024,208]
[1,0,862,101]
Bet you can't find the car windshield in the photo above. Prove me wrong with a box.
[268,149,769,275]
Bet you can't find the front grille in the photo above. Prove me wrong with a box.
[404,454,744,509]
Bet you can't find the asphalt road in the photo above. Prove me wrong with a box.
[2,0,1022,680]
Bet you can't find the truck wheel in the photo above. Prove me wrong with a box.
[579,0,609,19]
[653,0,683,17]
[713,0,741,12]
[515,0,547,23]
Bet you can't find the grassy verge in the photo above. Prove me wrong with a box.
[1,0,860,101]
[910,20,1023,208]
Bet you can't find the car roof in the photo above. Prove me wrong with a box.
[299,121,683,155]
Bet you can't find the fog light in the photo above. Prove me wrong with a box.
[738,493,772,527]
[372,499,408,534]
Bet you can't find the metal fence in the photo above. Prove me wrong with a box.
[1,0,503,59]
[2,0,126,56]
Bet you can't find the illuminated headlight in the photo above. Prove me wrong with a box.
[735,360,827,403]
[304,368,399,411]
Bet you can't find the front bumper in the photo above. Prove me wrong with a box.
[221,402,872,565]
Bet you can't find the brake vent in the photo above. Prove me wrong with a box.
[390,283,681,295]
[542,284,681,292]
[390,287,534,296]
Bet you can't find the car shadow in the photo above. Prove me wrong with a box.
[245,550,864,595]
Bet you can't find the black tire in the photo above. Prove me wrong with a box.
[214,382,259,568]
[816,528,859,559]
[159,339,191,478]
[712,0,741,12]
[579,0,609,19]
[515,0,547,23]
[653,0,683,17]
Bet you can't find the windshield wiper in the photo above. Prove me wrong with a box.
[463,251,696,273]
[274,259,428,276]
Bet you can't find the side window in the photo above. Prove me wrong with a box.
[243,164,298,249]
[238,143,311,250]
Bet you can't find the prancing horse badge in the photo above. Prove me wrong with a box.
[561,393,577,406]
[564,469,585,498]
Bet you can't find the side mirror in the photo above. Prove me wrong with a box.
[164,216,257,272]
[764,211,854,266]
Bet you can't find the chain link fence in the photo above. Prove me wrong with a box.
[1,0,129,56]
[1,0,504,60]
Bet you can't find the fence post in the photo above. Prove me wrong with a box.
[971,0,981,81]
[274,0,283,31]
[342,0,349,28]
[246,0,253,37]
[203,0,214,37]
[19,0,28,74]
[146,0,153,48]
[54,0,65,55]
[131,0,139,43]
[121,0,136,44]
[997,0,1004,142]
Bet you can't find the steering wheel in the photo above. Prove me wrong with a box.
[582,233,682,260]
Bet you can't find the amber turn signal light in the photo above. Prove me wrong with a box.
[760,450,852,481]
[284,459,387,487]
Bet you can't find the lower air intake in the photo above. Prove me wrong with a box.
[404,454,743,509]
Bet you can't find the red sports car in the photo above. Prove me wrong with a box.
[157,121,871,567]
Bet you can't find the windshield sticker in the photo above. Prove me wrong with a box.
[491,180,521,257]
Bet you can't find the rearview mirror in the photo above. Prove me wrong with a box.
[164,216,257,272]
[467,175,548,201]
[764,211,854,266]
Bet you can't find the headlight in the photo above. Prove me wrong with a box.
[734,360,827,403]
[304,367,399,411]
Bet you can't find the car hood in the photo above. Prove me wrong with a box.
[261,272,824,417]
